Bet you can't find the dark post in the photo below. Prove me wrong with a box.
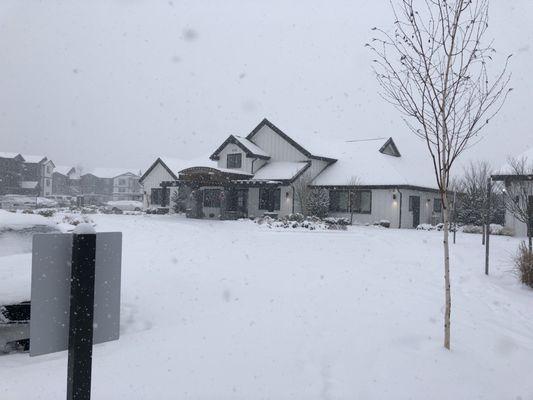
[67,233,97,400]
[527,196,533,254]
[485,178,492,275]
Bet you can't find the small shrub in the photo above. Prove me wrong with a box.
[37,209,55,217]
[462,224,483,234]
[22,209,34,214]
[514,242,533,289]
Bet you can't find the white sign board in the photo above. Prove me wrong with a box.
[30,232,122,356]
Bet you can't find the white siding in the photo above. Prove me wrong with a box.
[250,125,307,162]
[506,209,527,237]
[247,185,293,218]
[140,162,177,208]
[327,188,442,229]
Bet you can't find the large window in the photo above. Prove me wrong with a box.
[329,190,349,212]
[433,198,442,213]
[151,188,170,205]
[203,189,221,208]
[351,190,372,214]
[329,190,371,213]
[227,153,242,169]
[259,188,280,211]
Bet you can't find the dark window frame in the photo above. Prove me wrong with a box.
[350,190,372,214]
[203,189,221,208]
[227,153,242,169]
[329,190,349,212]
[433,198,442,213]
[259,188,281,211]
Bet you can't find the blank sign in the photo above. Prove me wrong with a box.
[30,232,122,357]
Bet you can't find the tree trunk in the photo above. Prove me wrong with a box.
[443,192,451,350]
[482,224,485,245]
[529,233,532,254]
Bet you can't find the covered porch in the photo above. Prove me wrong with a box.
[161,166,288,220]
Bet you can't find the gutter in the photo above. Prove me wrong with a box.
[397,187,403,229]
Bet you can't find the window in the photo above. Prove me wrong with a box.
[45,178,50,187]
[433,198,442,213]
[151,188,171,205]
[329,190,349,212]
[259,188,281,211]
[118,179,126,185]
[227,153,242,169]
[119,188,126,193]
[46,166,51,174]
[203,189,221,208]
[351,190,372,214]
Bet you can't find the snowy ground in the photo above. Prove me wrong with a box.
[1,214,532,400]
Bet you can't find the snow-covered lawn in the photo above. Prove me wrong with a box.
[1,214,532,399]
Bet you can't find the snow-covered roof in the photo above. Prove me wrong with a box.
[252,161,309,181]
[86,168,139,179]
[233,136,270,158]
[497,147,533,174]
[54,165,74,176]
[160,156,217,176]
[312,138,438,189]
[210,134,270,160]
[22,154,47,163]
[20,181,39,189]
[0,152,23,159]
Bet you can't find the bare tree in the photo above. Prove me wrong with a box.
[501,157,533,252]
[348,176,361,224]
[293,177,312,216]
[367,0,511,349]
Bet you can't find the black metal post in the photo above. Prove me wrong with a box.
[485,178,492,275]
[67,233,97,400]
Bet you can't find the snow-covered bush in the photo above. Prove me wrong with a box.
[323,217,350,226]
[461,224,513,236]
[36,209,55,218]
[514,242,533,288]
[255,214,347,231]
[374,220,390,228]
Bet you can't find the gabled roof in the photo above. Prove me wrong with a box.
[54,166,75,176]
[246,118,337,163]
[312,137,438,189]
[85,168,140,179]
[140,156,217,183]
[0,152,24,160]
[379,138,401,157]
[210,134,270,161]
[251,161,311,183]
[22,154,47,164]
[497,147,533,175]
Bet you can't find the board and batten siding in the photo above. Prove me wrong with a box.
[250,125,308,162]
[140,162,177,208]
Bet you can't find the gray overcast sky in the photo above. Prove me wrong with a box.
[0,0,532,173]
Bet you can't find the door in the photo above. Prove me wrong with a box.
[409,195,420,228]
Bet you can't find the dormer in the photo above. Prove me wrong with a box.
[379,138,401,157]
[210,135,270,174]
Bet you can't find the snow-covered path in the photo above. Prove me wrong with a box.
[1,214,532,399]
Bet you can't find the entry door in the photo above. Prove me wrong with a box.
[410,196,421,228]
